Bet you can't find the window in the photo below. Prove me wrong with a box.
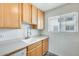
[48,12,78,32]
[48,16,60,32]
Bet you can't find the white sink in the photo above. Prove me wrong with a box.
[22,38,32,43]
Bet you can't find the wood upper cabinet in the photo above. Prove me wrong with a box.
[42,38,48,55]
[30,5,38,29]
[32,5,38,25]
[23,3,32,24]
[0,3,44,29]
[22,4,44,29]
[0,4,4,28]
[0,3,21,28]
[38,9,44,29]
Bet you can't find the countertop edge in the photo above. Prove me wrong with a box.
[0,36,48,56]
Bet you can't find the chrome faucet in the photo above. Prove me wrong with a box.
[22,23,31,39]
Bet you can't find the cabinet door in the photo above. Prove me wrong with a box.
[32,5,38,25]
[2,3,21,28]
[36,45,42,56]
[27,45,42,56]
[28,41,42,51]
[38,9,44,29]
[43,39,48,55]
[27,41,42,56]
[0,4,4,28]
[27,49,37,56]
[23,3,32,24]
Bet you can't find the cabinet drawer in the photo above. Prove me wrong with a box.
[27,44,42,56]
[28,44,42,53]
[27,41,42,51]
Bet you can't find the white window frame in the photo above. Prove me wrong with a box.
[48,16,60,32]
[48,12,78,32]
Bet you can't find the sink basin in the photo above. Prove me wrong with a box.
[22,38,32,43]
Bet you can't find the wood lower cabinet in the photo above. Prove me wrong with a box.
[36,45,42,56]
[0,3,22,28]
[27,41,42,56]
[27,45,42,56]
[42,38,48,55]
[27,38,48,56]
[27,49,36,56]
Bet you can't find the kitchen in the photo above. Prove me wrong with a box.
[0,3,48,56]
[0,3,79,56]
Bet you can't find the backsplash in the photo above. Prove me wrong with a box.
[0,24,40,41]
[0,29,24,41]
[22,24,40,37]
[31,29,40,37]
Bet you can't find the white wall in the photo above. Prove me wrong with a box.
[45,3,79,56]
[0,24,40,42]
[0,29,24,41]
[31,29,40,37]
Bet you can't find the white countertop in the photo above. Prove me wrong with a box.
[0,35,48,56]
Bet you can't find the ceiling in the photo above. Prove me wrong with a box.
[32,3,66,12]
